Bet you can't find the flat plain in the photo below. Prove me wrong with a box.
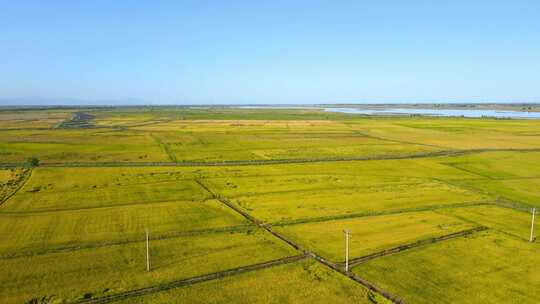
[0,107,539,303]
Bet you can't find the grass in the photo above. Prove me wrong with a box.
[2,108,540,164]
[203,156,483,200]
[0,199,250,256]
[454,178,540,208]
[358,118,540,150]
[273,211,478,262]
[352,230,540,303]
[217,176,486,223]
[2,167,211,211]
[2,107,540,303]
[435,204,534,240]
[0,129,168,163]
[0,168,29,203]
[150,128,438,162]
[0,109,71,129]
[201,156,487,225]
[0,228,297,304]
[443,151,540,179]
[119,259,390,304]
[441,151,540,207]
[1,114,436,164]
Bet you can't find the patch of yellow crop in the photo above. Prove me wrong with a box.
[274,211,477,261]
[120,259,390,304]
[353,231,540,303]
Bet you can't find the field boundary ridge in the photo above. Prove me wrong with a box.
[348,226,488,267]
[2,148,540,168]
[72,254,309,304]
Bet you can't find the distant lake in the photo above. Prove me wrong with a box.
[237,106,315,109]
[324,108,540,119]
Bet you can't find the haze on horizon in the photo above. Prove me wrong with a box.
[1,1,539,105]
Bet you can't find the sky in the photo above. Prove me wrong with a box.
[0,1,539,105]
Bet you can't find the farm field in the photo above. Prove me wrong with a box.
[273,211,478,262]
[119,259,390,304]
[0,199,250,255]
[352,230,540,303]
[0,129,168,163]
[0,110,71,129]
[0,168,29,203]
[1,229,296,303]
[0,107,539,303]
[435,205,534,240]
[3,167,211,212]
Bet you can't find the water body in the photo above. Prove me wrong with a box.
[324,108,540,119]
[237,105,316,109]
[234,105,540,119]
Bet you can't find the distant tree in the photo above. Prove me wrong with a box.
[27,157,40,167]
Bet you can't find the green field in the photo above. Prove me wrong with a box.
[3,167,211,212]
[352,230,540,303]
[273,211,478,262]
[1,229,296,303]
[0,199,250,255]
[1,107,539,303]
[120,259,390,304]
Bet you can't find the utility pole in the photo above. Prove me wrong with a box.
[530,208,536,243]
[146,229,150,271]
[344,229,351,272]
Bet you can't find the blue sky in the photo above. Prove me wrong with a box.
[1,1,539,105]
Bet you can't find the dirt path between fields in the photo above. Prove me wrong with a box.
[270,201,493,227]
[195,179,406,304]
[2,148,540,169]
[0,168,32,207]
[347,226,488,268]
[73,254,309,304]
[0,225,252,260]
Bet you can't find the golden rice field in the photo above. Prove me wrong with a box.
[0,107,539,303]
